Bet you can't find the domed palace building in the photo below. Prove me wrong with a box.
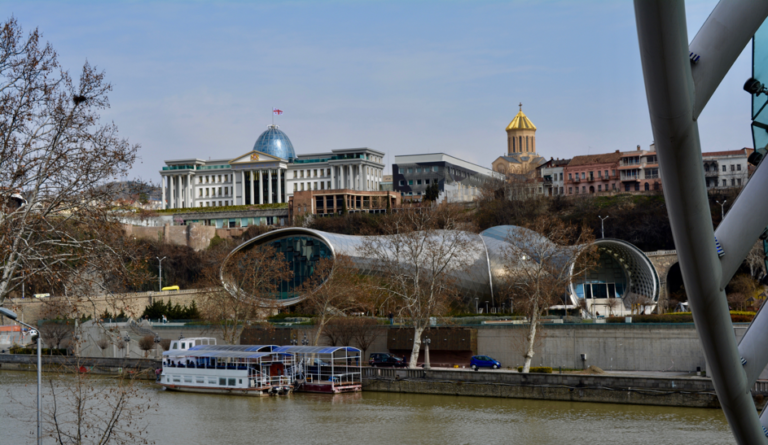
[492,104,545,179]
[160,124,386,216]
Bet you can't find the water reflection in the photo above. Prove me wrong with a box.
[1,371,734,445]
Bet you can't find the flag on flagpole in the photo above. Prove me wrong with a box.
[273,108,283,115]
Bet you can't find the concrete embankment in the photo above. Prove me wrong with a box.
[362,368,752,409]
[0,354,159,379]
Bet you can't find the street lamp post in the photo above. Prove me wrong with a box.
[424,337,431,370]
[598,215,610,239]
[475,297,479,314]
[716,199,727,220]
[157,256,167,291]
[0,308,41,445]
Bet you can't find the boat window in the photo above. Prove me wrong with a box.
[166,377,170,383]
[181,342,186,349]
[239,379,242,384]
[172,342,178,350]
[173,376,181,383]
[208,377,216,385]
[228,378,236,386]
[219,378,226,386]
[196,376,204,384]
[184,376,192,383]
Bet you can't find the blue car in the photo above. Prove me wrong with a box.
[470,355,501,371]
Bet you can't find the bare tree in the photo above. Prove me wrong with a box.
[45,373,154,444]
[300,255,361,345]
[745,240,767,281]
[322,318,356,347]
[362,204,478,368]
[96,337,110,355]
[39,322,73,351]
[138,335,155,357]
[500,216,597,373]
[0,18,145,307]
[350,318,380,359]
[607,298,622,317]
[158,338,171,352]
[206,243,293,344]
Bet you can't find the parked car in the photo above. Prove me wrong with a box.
[369,352,407,368]
[470,355,501,370]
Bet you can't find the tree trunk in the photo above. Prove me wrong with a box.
[409,326,425,369]
[522,307,539,373]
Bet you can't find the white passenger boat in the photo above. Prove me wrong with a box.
[160,340,296,396]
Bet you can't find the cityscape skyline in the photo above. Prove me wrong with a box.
[7,0,755,182]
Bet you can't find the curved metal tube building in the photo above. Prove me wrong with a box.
[221,225,659,313]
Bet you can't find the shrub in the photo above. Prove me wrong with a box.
[606,312,755,324]
[138,335,156,355]
[10,346,67,355]
[159,338,172,351]
[517,366,553,374]
[141,299,201,320]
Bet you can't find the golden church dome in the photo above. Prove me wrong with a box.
[506,104,537,131]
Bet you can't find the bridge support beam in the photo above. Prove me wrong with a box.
[634,0,768,443]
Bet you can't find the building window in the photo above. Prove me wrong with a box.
[293,184,298,192]
[737,164,742,171]
[582,186,586,192]
[731,179,735,186]
[731,165,735,172]
[408,180,413,185]
[432,166,438,172]
[408,168,413,173]
[417,180,422,185]
[722,179,727,187]
[738,178,742,185]
[569,187,573,194]
[568,173,572,180]
[722,165,727,172]
[425,179,430,185]
[598,185,602,191]
[293,171,297,178]
[416,168,421,173]
[399,180,405,186]
[301,183,305,191]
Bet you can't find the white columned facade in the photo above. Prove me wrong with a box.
[259,170,264,204]
[240,171,245,205]
[331,167,336,190]
[161,175,167,209]
[187,173,193,208]
[277,169,282,203]
[250,171,255,205]
[268,170,273,204]
[170,175,175,208]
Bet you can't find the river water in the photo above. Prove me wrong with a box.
[0,371,735,445]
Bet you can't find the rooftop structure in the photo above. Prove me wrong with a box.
[393,153,503,203]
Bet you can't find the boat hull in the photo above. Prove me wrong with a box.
[300,383,362,394]
[161,384,293,397]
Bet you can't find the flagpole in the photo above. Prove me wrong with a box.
[272,107,274,126]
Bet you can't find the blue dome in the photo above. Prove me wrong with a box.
[253,125,296,160]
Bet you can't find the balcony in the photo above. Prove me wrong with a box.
[600,175,611,181]
[704,170,719,178]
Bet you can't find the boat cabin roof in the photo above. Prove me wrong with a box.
[163,350,288,359]
[272,345,361,355]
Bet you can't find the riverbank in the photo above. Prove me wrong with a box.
[0,354,158,379]
[362,367,768,409]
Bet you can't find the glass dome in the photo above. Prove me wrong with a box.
[253,125,296,160]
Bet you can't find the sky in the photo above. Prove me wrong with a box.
[5,0,757,181]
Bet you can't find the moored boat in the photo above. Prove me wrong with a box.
[160,341,296,396]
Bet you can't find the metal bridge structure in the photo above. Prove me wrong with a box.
[633,0,768,443]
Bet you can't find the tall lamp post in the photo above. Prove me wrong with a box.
[157,256,167,291]
[0,308,41,444]
[423,337,431,370]
[715,199,727,221]
[598,215,609,239]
